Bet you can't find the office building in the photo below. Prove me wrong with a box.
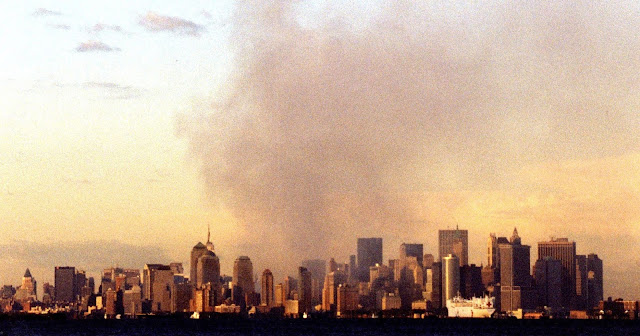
[336,284,359,316]
[500,228,535,312]
[537,237,576,309]
[587,254,603,309]
[190,243,208,286]
[232,256,254,304]
[575,255,588,309]
[534,257,562,311]
[400,243,424,266]
[357,238,383,282]
[442,254,460,304]
[298,266,313,313]
[261,269,274,307]
[54,266,76,303]
[439,227,468,265]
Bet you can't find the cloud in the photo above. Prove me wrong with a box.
[139,11,205,36]
[89,23,123,33]
[75,40,120,52]
[82,81,142,99]
[47,23,70,30]
[32,8,61,16]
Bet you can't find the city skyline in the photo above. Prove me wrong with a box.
[2,1,640,301]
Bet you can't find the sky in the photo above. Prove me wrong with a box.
[1,1,640,300]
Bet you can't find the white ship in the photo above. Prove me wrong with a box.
[446,295,495,318]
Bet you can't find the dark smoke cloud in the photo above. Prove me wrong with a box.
[177,1,640,287]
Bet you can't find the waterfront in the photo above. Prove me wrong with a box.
[2,318,640,336]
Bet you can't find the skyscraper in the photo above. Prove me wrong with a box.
[586,254,603,309]
[261,269,274,307]
[400,243,424,266]
[442,254,460,304]
[298,266,313,313]
[190,242,208,286]
[54,266,76,303]
[438,227,468,265]
[500,228,534,312]
[575,254,588,309]
[357,238,383,282]
[197,250,220,288]
[534,257,562,311]
[537,237,576,309]
[232,256,254,304]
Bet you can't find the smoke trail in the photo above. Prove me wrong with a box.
[177,1,640,294]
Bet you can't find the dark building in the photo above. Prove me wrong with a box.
[400,243,424,266]
[574,255,588,310]
[438,227,468,265]
[586,254,603,309]
[534,257,563,311]
[190,242,208,286]
[54,266,76,303]
[537,238,576,310]
[357,238,383,282]
[500,228,535,311]
[298,267,313,313]
[460,264,484,299]
[430,262,443,309]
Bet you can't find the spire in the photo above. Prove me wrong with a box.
[24,268,32,278]
[510,227,521,245]
[206,224,214,252]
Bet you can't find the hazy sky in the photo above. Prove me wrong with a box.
[1,1,639,300]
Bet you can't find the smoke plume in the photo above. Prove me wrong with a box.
[177,1,640,297]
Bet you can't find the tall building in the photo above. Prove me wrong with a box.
[459,264,483,299]
[54,266,76,303]
[147,265,174,312]
[537,237,576,309]
[500,228,535,312]
[232,256,254,304]
[275,283,285,307]
[586,254,603,309]
[357,238,383,282]
[190,242,208,286]
[575,255,588,309]
[400,243,424,266]
[197,250,220,288]
[442,254,460,304]
[14,269,37,303]
[261,269,274,307]
[534,257,562,311]
[487,234,509,268]
[439,227,468,265]
[322,270,347,312]
[298,266,313,313]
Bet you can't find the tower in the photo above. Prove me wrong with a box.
[261,269,274,307]
[442,254,460,304]
[54,266,76,303]
[232,256,254,304]
[357,238,383,282]
[586,254,603,309]
[500,228,534,312]
[537,237,576,309]
[438,226,468,266]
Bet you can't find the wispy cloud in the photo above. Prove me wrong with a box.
[47,23,70,30]
[32,8,61,16]
[139,11,205,36]
[75,40,120,52]
[83,81,142,99]
[89,23,123,33]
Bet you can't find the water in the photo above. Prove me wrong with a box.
[2,318,640,336]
